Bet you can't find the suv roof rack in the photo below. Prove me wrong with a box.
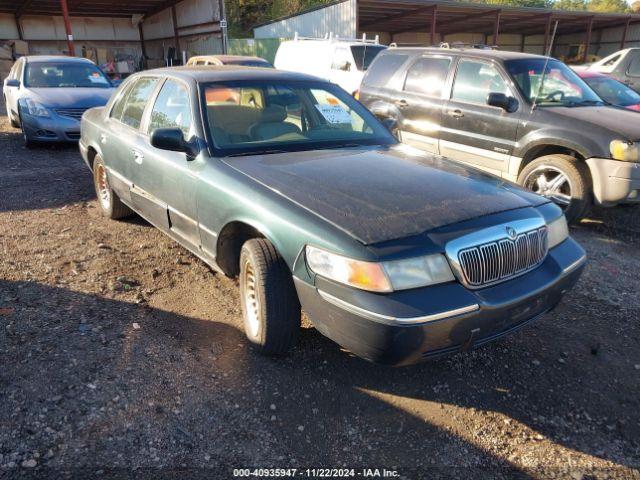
[389,42,498,50]
[293,32,380,45]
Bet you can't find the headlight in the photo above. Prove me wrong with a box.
[610,140,639,162]
[305,245,454,292]
[23,98,50,117]
[547,215,569,249]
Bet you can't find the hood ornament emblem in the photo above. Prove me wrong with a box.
[506,226,518,240]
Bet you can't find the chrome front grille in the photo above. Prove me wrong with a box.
[457,227,548,288]
[55,108,87,120]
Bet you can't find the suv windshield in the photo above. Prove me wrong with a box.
[202,80,396,157]
[351,46,386,71]
[24,62,112,88]
[505,58,603,107]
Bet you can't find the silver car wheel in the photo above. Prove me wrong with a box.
[240,258,261,339]
[523,165,572,208]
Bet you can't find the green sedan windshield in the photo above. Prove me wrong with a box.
[201,81,396,156]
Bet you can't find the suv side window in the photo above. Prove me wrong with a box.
[363,54,409,88]
[148,79,192,139]
[452,59,509,104]
[15,59,24,81]
[111,77,158,129]
[404,56,451,97]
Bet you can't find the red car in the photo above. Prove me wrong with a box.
[577,70,640,111]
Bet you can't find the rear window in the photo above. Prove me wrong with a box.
[362,54,408,88]
[350,46,387,71]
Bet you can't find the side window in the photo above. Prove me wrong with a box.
[112,77,158,129]
[110,82,133,121]
[628,54,640,76]
[452,59,509,104]
[15,60,24,81]
[404,57,451,97]
[603,54,621,67]
[331,47,352,71]
[362,54,409,88]
[148,80,192,138]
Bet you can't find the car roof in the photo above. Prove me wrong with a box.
[24,55,95,64]
[143,65,323,83]
[385,46,548,62]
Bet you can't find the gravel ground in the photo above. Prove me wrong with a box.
[0,104,639,479]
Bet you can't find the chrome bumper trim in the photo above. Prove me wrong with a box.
[317,289,480,326]
[562,255,587,275]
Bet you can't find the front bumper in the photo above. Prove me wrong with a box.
[586,157,640,205]
[295,237,586,366]
[21,112,81,143]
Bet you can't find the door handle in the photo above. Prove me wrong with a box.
[132,149,144,165]
[447,109,464,118]
[395,99,409,108]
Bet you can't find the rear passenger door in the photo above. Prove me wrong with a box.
[133,78,200,247]
[102,77,160,215]
[395,55,452,154]
[439,58,521,177]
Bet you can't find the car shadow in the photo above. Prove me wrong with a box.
[576,205,640,243]
[1,279,635,475]
[0,129,94,213]
[0,279,536,476]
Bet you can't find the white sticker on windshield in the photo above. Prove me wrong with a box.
[88,74,108,84]
[315,104,352,124]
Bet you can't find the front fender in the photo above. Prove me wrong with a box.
[516,128,605,160]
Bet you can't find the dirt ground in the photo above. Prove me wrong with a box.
[0,103,639,480]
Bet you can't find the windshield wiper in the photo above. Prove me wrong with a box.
[224,149,289,158]
[566,99,605,107]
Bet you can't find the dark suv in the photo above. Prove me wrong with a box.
[359,46,640,222]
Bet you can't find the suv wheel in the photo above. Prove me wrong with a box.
[93,155,132,219]
[518,154,592,223]
[239,238,301,356]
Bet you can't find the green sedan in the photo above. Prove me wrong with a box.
[79,66,586,365]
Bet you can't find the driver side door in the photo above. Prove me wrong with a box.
[440,58,521,178]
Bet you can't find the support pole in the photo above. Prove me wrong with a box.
[138,22,147,68]
[583,16,594,64]
[60,0,75,56]
[621,17,631,49]
[171,5,181,62]
[520,34,526,52]
[543,14,552,55]
[14,14,23,40]
[430,5,438,46]
[493,9,501,46]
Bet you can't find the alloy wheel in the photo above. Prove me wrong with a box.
[523,165,572,209]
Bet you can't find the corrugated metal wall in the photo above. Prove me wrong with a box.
[254,0,357,40]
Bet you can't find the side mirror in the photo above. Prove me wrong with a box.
[381,118,399,138]
[150,128,198,159]
[487,92,518,113]
[6,79,20,88]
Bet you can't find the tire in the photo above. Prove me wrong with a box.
[239,238,301,356]
[7,103,19,128]
[93,155,133,220]
[22,127,34,149]
[518,154,592,224]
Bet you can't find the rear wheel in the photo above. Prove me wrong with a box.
[239,238,300,356]
[518,154,592,223]
[93,155,132,220]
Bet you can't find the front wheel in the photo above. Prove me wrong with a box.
[239,238,301,356]
[518,154,592,223]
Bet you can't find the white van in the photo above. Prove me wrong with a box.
[274,34,387,95]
